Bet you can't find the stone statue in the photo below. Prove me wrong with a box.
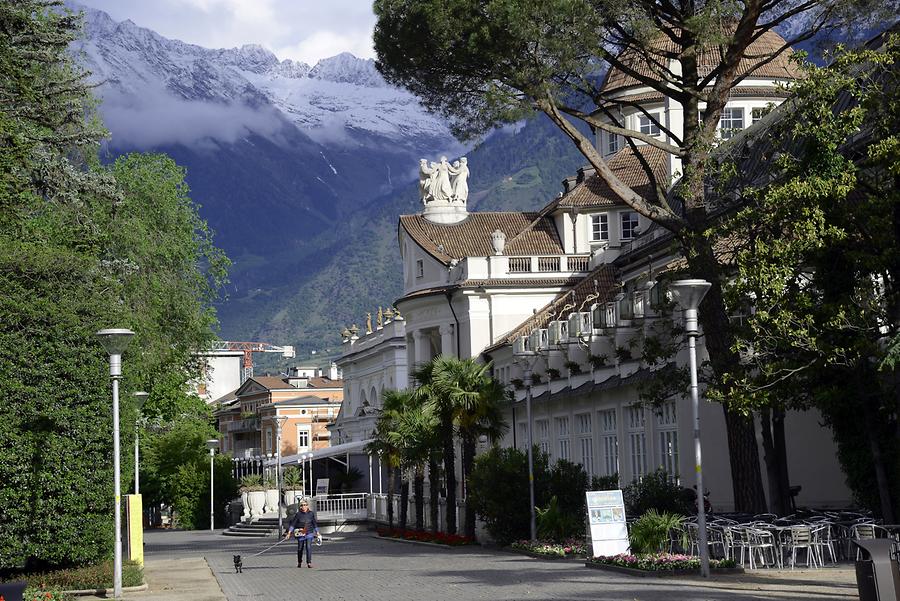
[431,156,453,202]
[384,307,395,322]
[451,157,469,203]
[365,312,372,334]
[419,159,434,204]
[377,306,384,329]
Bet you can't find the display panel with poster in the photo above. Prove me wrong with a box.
[585,489,629,557]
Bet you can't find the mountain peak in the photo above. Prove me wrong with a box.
[309,53,383,87]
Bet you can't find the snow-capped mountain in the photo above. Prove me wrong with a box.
[71,5,451,146]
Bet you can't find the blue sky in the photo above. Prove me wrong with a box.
[76,0,377,64]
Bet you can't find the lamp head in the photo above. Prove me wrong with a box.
[274,415,288,428]
[206,439,220,452]
[133,391,149,410]
[667,280,711,311]
[95,328,135,356]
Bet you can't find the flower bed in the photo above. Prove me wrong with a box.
[586,553,739,576]
[508,540,587,558]
[376,528,475,546]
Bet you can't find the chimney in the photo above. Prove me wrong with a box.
[329,362,339,380]
[561,175,578,193]
[576,165,596,182]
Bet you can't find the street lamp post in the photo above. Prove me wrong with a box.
[206,439,219,531]
[274,415,288,535]
[513,344,540,543]
[133,392,148,495]
[668,279,712,578]
[96,328,135,600]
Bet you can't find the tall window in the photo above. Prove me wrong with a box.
[599,409,618,477]
[751,107,767,124]
[627,406,647,478]
[517,422,528,450]
[621,211,640,240]
[657,401,679,481]
[590,214,609,242]
[719,107,745,139]
[556,416,570,461]
[606,131,620,154]
[266,429,274,454]
[416,259,424,278]
[638,113,661,136]
[297,426,310,451]
[576,413,593,477]
[537,419,551,456]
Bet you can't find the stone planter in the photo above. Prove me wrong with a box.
[247,490,266,518]
[241,491,250,519]
[264,488,280,514]
[284,489,303,509]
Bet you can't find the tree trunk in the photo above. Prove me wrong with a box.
[442,414,457,534]
[681,231,768,513]
[428,455,440,533]
[414,465,425,531]
[773,408,792,515]
[399,469,409,531]
[759,409,788,516]
[862,397,896,522]
[387,464,395,530]
[461,432,476,539]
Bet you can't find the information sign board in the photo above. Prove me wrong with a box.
[585,489,629,557]
[315,478,330,497]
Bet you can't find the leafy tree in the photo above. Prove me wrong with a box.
[0,0,229,568]
[719,37,900,518]
[373,0,896,513]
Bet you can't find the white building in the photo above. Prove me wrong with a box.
[335,29,852,512]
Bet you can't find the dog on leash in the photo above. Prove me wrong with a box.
[233,555,243,573]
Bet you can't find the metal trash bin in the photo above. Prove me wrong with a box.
[0,580,27,601]
[853,539,900,601]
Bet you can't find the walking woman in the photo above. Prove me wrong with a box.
[284,499,319,568]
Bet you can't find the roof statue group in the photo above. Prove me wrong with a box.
[419,156,469,205]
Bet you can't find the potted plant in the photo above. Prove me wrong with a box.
[588,354,608,370]
[510,378,524,390]
[563,360,582,375]
[283,467,303,509]
[263,475,279,514]
[615,346,633,362]
[546,367,561,380]
[531,373,543,385]
[240,475,266,519]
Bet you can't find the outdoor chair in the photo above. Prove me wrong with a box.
[746,528,780,569]
[787,526,819,569]
[851,523,887,559]
[811,524,836,565]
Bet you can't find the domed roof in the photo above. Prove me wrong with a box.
[600,29,802,95]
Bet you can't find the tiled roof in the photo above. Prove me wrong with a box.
[247,376,294,390]
[484,264,620,353]
[601,29,803,94]
[307,377,342,388]
[399,212,563,265]
[396,277,589,306]
[549,146,670,210]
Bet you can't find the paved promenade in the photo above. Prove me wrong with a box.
[136,529,859,601]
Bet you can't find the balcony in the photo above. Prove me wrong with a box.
[226,417,259,433]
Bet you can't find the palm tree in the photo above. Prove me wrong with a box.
[414,356,510,537]
[367,398,402,530]
[377,389,439,531]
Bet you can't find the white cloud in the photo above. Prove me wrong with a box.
[75,0,376,64]
[277,30,375,65]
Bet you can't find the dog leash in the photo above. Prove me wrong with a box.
[246,536,290,557]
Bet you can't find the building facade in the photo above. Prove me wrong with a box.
[334,29,852,512]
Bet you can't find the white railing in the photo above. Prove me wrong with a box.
[506,255,591,275]
[367,493,466,532]
[311,493,368,521]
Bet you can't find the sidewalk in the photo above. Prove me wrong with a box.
[81,558,225,601]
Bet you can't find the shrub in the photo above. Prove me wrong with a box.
[536,496,580,541]
[546,368,561,380]
[588,354,608,369]
[7,560,143,590]
[628,510,684,555]
[510,539,587,557]
[240,474,264,492]
[588,553,736,571]
[375,528,474,546]
[591,473,620,490]
[564,361,582,375]
[467,446,550,544]
[622,469,693,517]
[548,459,588,526]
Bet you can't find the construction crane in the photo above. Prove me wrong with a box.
[208,341,295,383]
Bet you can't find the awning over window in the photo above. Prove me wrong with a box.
[266,439,374,467]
